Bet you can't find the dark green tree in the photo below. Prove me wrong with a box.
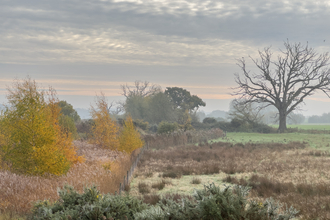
[57,100,81,122]
[147,92,177,124]
[57,100,80,138]
[165,87,206,112]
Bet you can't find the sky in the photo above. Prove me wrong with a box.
[1,0,330,116]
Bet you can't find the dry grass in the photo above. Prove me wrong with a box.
[138,182,151,194]
[136,141,330,219]
[138,141,307,177]
[223,174,330,219]
[142,128,223,149]
[151,179,166,190]
[191,177,201,184]
[0,140,139,216]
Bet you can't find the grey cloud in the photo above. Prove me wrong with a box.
[2,0,330,44]
[1,0,330,66]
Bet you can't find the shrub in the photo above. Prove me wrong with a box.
[76,119,94,139]
[133,119,149,131]
[202,117,217,124]
[31,184,298,220]
[191,177,201,184]
[31,185,148,220]
[157,121,179,134]
[151,180,166,190]
[148,124,158,133]
[138,182,151,194]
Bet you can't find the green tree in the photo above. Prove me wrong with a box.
[147,92,177,124]
[57,100,81,122]
[165,87,205,112]
[58,114,78,138]
[124,95,149,120]
[165,87,205,126]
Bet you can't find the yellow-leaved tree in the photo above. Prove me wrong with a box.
[0,78,83,175]
[118,116,144,154]
[90,93,119,150]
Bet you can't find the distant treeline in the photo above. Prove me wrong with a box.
[308,113,330,123]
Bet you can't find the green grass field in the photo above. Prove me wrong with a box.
[271,124,330,130]
[287,124,330,130]
[212,132,330,149]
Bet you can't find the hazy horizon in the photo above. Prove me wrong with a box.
[1,0,330,116]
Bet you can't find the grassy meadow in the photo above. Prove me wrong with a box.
[130,131,330,219]
[214,132,330,149]
[287,124,330,130]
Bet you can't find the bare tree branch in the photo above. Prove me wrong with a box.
[232,41,330,132]
[120,80,161,98]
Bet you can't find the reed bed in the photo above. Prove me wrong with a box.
[0,140,138,215]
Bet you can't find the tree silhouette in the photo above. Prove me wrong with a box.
[233,41,330,133]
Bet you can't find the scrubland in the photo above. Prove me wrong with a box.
[132,136,330,220]
[0,129,223,219]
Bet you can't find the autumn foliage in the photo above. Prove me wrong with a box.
[90,94,144,153]
[119,116,144,153]
[0,78,83,176]
[90,94,120,150]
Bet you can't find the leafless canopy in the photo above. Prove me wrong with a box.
[120,81,161,98]
[233,41,330,132]
[229,99,264,125]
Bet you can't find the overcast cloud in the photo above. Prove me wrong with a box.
[1,0,330,114]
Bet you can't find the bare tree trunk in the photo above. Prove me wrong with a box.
[278,110,287,133]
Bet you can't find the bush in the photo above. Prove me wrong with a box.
[191,177,201,184]
[202,117,217,124]
[157,121,179,134]
[76,119,95,139]
[138,182,151,194]
[32,183,298,220]
[134,119,149,131]
[148,124,158,133]
[31,185,148,220]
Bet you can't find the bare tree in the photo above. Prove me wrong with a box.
[120,81,161,98]
[233,41,330,133]
[229,99,264,125]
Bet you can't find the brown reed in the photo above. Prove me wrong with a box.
[0,140,138,215]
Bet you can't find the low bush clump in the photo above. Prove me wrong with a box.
[138,182,150,194]
[31,185,148,220]
[191,177,201,184]
[31,183,298,220]
[151,180,166,190]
